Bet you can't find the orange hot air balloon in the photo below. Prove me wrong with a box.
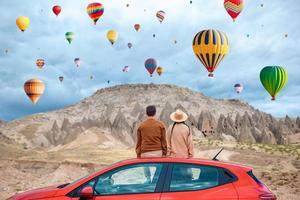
[134,24,140,31]
[16,16,30,32]
[156,66,164,76]
[24,79,45,104]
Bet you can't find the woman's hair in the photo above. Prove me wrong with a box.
[170,122,191,149]
[171,122,190,136]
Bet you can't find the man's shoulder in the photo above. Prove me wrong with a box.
[138,119,152,128]
[156,119,166,128]
[138,120,146,129]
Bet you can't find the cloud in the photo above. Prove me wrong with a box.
[0,0,299,121]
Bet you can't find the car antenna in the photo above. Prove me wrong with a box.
[212,148,224,161]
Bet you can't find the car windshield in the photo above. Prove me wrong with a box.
[65,161,124,188]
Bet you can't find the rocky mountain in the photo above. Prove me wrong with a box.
[0,84,299,148]
[0,120,5,125]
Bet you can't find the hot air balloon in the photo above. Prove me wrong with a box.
[65,32,75,44]
[5,49,9,54]
[174,40,177,44]
[36,59,45,69]
[107,80,110,84]
[126,3,129,7]
[90,75,94,80]
[156,10,166,23]
[107,30,118,45]
[145,58,158,77]
[224,0,244,21]
[260,66,288,100]
[192,29,229,77]
[59,76,64,82]
[190,1,193,4]
[52,5,61,16]
[16,16,30,32]
[153,34,156,38]
[122,66,130,72]
[285,34,288,38]
[127,43,132,49]
[74,58,81,67]
[24,79,45,104]
[234,83,243,94]
[86,3,104,25]
[134,24,140,31]
[156,66,164,76]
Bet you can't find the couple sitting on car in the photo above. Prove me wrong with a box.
[136,105,194,159]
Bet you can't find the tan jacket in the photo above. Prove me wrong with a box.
[167,123,194,158]
[135,117,167,158]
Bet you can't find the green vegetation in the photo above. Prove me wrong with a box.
[194,139,300,159]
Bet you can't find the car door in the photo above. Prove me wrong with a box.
[70,162,167,200]
[160,163,238,200]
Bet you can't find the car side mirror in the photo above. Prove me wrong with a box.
[80,186,94,198]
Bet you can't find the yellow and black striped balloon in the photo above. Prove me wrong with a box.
[192,29,229,77]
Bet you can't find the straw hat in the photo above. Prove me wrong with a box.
[170,109,188,122]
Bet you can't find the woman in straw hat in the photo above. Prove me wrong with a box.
[167,109,194,158]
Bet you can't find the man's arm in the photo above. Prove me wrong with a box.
[161,125,167,156]
[135,128,142,158]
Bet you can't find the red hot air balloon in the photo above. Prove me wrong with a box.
[86,3,104,25]
[145,58,158,77]
[224,0,244,21]
[52,5,62,17]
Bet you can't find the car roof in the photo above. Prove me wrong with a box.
[116,157,252,172]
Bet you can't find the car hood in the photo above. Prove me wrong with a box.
[8,185,60,200]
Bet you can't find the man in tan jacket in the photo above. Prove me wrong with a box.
[135,105,167,158]
[167,109,194,158]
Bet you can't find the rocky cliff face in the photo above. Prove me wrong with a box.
[0,120,5,126]
[0,84,299,148]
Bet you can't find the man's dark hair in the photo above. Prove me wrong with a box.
[146,105,156,117]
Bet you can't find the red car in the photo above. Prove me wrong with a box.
[7,157,276,200]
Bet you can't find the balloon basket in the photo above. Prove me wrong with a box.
[271,96,275,101]
[208,73,214,77]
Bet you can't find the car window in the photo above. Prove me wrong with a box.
[94,163,163,195]
[70,179,97,197]
[170,164,219,192]
[247,170,263,185]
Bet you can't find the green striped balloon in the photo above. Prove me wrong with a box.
[65,32,75,44]
[260,66,288,100]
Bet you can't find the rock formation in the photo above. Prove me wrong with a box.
[0,84,298,148]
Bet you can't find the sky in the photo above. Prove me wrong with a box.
[0,0,299,121]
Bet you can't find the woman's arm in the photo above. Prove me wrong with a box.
[187,128,194,158]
